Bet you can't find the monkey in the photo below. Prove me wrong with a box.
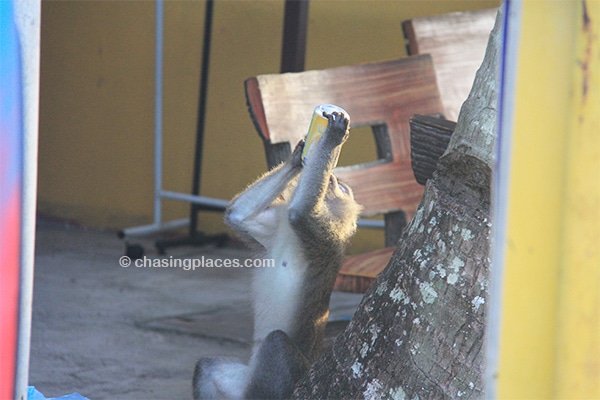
[192,111,362,400]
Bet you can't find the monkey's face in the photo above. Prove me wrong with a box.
[325,174,362,239]
[328,174,354,199]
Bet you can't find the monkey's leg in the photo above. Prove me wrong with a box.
[193,357,248,400]
[245,330,309,400]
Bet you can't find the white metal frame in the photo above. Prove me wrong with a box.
[120,0,384,240]
[485,1,522,397]
[120,0,228,239]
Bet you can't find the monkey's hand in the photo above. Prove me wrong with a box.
[289,139,305,169]
[323,111,350,147]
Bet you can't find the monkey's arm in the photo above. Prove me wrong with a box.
[225,141,304,245]
[288,112,349,224]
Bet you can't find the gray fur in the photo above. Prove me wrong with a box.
[193,111,361,399]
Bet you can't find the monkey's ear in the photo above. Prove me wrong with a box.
[292,139,305,154]
[290,139,305,168]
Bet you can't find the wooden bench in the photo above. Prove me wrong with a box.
[402,8,497,121]
[245,56,443,293]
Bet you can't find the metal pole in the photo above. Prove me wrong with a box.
[154,0,164,226]
[14,1,41,399]
[189,0,214,236]
[486,1,520,397]
[280,0,309,73]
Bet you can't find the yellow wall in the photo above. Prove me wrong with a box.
[38,0,498,250]
[496,0,600,398]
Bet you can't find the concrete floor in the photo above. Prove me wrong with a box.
[29,220,363,399]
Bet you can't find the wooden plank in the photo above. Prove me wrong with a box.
[334,160,423,218]
[334,247,395,293]
[245,77,270,140]
[409,114,455,185]
[403,8,497,121]
[255,55,442,149]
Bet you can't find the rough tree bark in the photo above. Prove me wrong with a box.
[292,7,501,400]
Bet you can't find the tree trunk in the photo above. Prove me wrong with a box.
[292,6,501,400]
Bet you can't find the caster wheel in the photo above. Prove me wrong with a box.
[216,234,228,248]
[155,244,166,256]
[125,243,144,260]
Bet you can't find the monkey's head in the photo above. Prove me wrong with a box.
[325,174,362,239]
